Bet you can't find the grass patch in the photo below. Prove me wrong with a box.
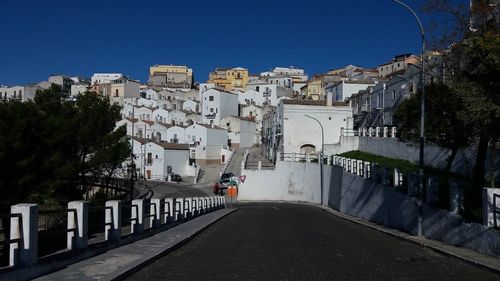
[338,150,418,173]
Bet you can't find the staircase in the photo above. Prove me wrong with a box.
[245,149,275,170]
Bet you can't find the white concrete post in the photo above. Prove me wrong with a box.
[164,198,174,223]
[393,169,402,188]
[364,161,370,179]
[173,198,183,221]
[184,197,192,218]
[67,201,89,250]
[131,199,144,234]
[203,197,208,212]
[358,160,363,176]
[192,197,199,216]
[368,127,373,137]
[105,200,121,241]
[362,127,367,137]
[221,196,226,207]
[150,198,162,228]
[199,198,204,214]
[391,127,397,138]
[258,161,262,170]
[375,127,380,137]
[358,128,362,137]
[383,127,388,138]
[483,188,500,227]
[9,204,38,267]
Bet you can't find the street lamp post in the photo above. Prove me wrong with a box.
[392,0,426,236]
[305,114,324,206]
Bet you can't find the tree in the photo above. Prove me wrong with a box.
[421,0,499,190]
[394,83,472,174]
[0,86,131,211]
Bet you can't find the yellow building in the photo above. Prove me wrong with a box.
[207,67,248,91]
[301,77,324,100]
[149,65,193,89]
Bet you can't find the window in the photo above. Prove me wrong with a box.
[209,96,214,101]
[147,153,152,165]
[115,89,119,97]
[256,86,260,91]
[392,90,396,100]
[210,108,214,112]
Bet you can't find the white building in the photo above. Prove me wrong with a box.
[168,109,188,126]
[220,116,256,148]
[70,84,88,96]
[136,97,158,108]
[325,80,377,102]
[241,104,271,144]
[200,88,239,125]
[149,123,170,142]
[152,108,170,124]
[264,97,353,159]
[166,125,187,143]
[185,123,228,164]
[0,85,39,102]
[142,88,159,100]
[131,138,192,180]
[271,66,308,82]
[98,77,140,106]
[91,73,123,85]
[136,106,154,121]
[182,99,200,113]
[244,82,292,106]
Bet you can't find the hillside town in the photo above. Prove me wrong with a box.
[0,53,444,183]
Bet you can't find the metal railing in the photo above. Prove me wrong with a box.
[0,213,22,267]
[38,209,77,257]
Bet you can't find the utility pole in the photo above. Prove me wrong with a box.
[305,114,325,206]
[392,0,426,236]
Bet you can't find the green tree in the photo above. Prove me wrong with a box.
[394,83,472,174]
[0,86,131,211]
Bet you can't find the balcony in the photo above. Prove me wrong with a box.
[205,112,216,119]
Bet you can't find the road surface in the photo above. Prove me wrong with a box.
[126,203,499,281]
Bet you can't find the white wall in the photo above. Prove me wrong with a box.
[166,126,186,143]
[165,149,190,176]
[281,104,352,153]
[238,160,332,204]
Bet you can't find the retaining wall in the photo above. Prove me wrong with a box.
[334,171,500,258]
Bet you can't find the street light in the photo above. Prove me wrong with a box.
[305,114,324,206]
[392,0,426,236]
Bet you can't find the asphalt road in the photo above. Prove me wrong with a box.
[126,203,499,281]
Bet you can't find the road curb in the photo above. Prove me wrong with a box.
[318,206,500,275]
[109,208,238,281]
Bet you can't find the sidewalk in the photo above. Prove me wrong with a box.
[320,206,500,274]
[34,208,237,281]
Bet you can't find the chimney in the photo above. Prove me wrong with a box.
[326,91,333,106]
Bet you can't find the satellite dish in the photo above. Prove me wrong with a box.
[401,83,408,90]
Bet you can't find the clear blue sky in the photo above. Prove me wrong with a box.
[0,0,447,85]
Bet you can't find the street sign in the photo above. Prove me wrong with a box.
[240,175,246,183]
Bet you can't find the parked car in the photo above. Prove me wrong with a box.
[219,173,237,190]
[167,174,183,182]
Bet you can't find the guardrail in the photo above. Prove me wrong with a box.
[0,195,226,270]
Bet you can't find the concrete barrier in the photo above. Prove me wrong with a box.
[1,195,224,275]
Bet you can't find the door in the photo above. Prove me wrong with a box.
[146,170,151,179]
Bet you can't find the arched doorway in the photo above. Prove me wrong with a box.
[300,144,316,155]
